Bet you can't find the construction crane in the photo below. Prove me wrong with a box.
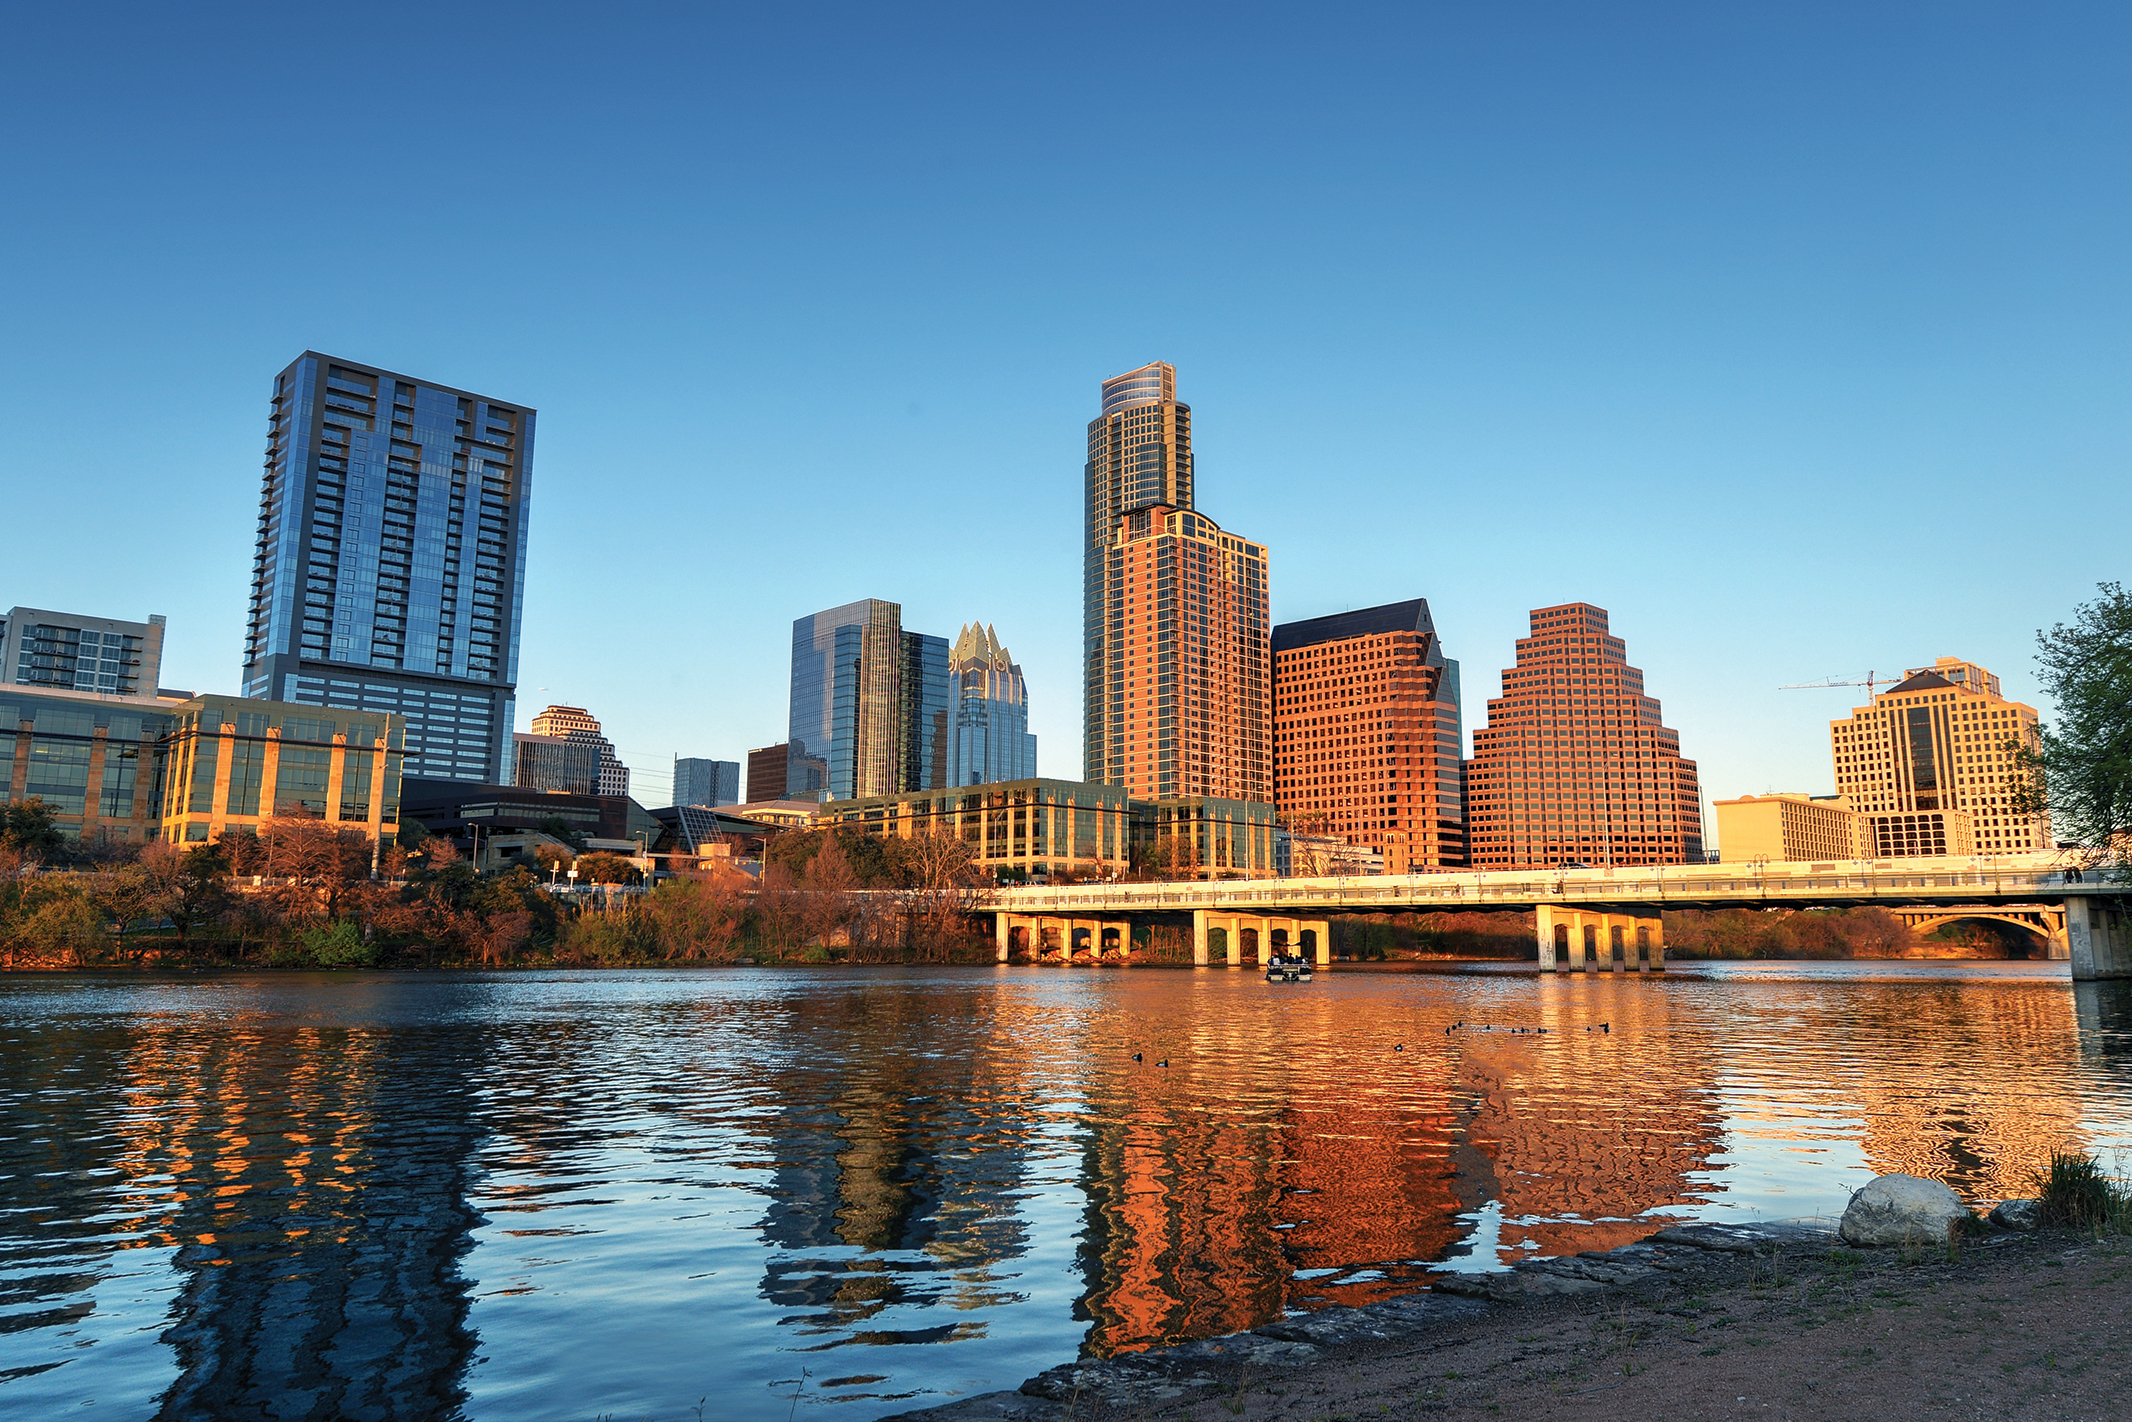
[1779,672,1884,698]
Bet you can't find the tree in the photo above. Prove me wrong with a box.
[133,841,233,950]
[639,870,747,961]
[896,828,988,958]
[2014,582,2132,866]
[0,798,65,862]
[573,851,641,885]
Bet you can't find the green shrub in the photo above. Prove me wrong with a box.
[301,919,375,968]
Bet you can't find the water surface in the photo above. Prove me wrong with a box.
[2,963,2128,1420]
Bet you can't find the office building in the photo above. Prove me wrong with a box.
[1083,361,1271,803]
[1830,658,2049,855]
[240,352,532,784]
[674,756,740,808]
[1272,599,1466,874]
[3,683,402,847]
[787,600,948,802]
[3,607,167,701]
[1712,793,1858,863]
[512,731,599,795]
[948,622,1037,787]
[1464,603,1704,868]
[746,743,790,804]
[900,630,949,794]
[529,704,629,797]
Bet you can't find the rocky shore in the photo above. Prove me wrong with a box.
[886,1213,2130,1422]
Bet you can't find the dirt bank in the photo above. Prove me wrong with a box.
[891,1225,2131,1422]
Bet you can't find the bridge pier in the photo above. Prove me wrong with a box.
[2067,897,2131,980]
[1535,906,1663,973]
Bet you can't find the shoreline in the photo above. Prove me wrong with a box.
[886,1219,2129,1421]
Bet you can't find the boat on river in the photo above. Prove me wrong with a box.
[1265,954,1313,983]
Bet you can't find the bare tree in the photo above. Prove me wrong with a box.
[801,831,859,946]
[898,827,990,957]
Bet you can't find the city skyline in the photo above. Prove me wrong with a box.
[3,8,2124,827]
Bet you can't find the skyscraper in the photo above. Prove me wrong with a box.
[948,622,1038,786]
[241,353,531,783]
[1272,599,1466,873]
[789,600,949,802]
[1083,362,1270,802]
[529,704,629,797]
[1830,657,2048,856]
[673,757,740,808]
[1463,603,1703,868]
[3,607,166,702]
[899,630,949,794]
[745,743,790,804]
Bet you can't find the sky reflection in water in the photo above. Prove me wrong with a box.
[1,964,2128,1421]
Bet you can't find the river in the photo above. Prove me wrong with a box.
[2,963,2128,1420]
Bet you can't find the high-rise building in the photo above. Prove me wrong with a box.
[899,630,949,794]
[3,607,167,702]
[948,622,1038,787]
[746,743,789,804]
[1271,599,1466,874]
[529,704,629,797]
[1830,657,2048,856]
[787,600,948,802]
[1083,362,1270,802]
[1464,603,1704,868]
[512,732,598,795]
[1711,793,1859,863]
[673,756,740,808]
[241,353,532,784]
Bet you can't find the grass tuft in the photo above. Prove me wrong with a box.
[2035,1150,2132,1232]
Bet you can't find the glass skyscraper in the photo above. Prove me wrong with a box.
[241,353,532,784]
[948,621,1037,786]
[673,757,740,808]
[788,600,948,803]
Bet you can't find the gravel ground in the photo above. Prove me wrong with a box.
[891,1229,2132,1422]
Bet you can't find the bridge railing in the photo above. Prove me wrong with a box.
[990,856,2100,912]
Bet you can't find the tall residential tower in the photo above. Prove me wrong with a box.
[241,353,532,783]
[1083,362,1270,802]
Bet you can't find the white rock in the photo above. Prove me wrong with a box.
[1989,1198,2043,1232]
[1839,1174,1973,1246]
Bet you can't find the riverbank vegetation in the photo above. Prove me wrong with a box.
[0,801,998,970]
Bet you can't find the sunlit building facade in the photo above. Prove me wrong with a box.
[1083,362,1270,803]
[1272,599,1466,874]
[1830,657,2048,855]
[528,704,629,797]
[2,606,167,701]
[1464,602,1703,868]
[241,353,531,785]
[673,757,740,808]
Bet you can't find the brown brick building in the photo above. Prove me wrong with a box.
[1463,602,1703,868]
[1271,599,1467,874]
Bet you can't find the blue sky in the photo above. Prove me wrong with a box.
[3,3,2125,832]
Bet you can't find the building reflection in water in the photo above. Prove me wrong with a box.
[756,986,1033,1348]
[0,983,485,1421]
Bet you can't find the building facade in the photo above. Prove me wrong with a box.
[512,732,599,795]
[156,695,403,845]
[1829,658,2048,856]
[1083,362,1270,803]
[240,353,532,784]
[822,778,1138,881]
[787,601,949,802]
[673,757,740,807]
[900,630,949,794]
[948,622,1038,787]
[1272,599,1467,874]
[3,607,167,700]
[746,743,789,804]
[1464,603,1704,868]
[528,704,629,797]
[1712,793,1858,863]
[4,684,403,848]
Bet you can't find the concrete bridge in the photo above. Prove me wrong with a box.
[989,853,2132,980]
